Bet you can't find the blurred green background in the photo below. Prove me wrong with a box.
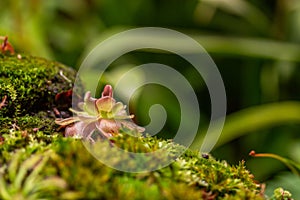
[1,0,300,197]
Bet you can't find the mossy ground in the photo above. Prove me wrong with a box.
[0,53,292,199]
[0,54,77,118]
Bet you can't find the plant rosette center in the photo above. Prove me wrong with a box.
[55,85,145,142]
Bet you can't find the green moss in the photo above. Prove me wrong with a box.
[0,52,73,166]
[0,133,266,199]
[0,54,76,117]
[0,53,293,199]
[0,53,75,163]
[0,114,62,165]
[0,125,293,200]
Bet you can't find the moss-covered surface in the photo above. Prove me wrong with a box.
[0,53,76,117]
[0,53,293,199]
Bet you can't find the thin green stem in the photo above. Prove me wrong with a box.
[249,150,300,176]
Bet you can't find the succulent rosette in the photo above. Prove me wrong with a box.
[55,85,145,142]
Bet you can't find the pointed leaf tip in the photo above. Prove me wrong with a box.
[102,85,113,97]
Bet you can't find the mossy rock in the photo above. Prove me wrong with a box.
[0,53,293,200]
[0,52,75,166]
[0,53,76,117]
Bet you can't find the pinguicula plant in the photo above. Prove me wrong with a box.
[55,85,145,142]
